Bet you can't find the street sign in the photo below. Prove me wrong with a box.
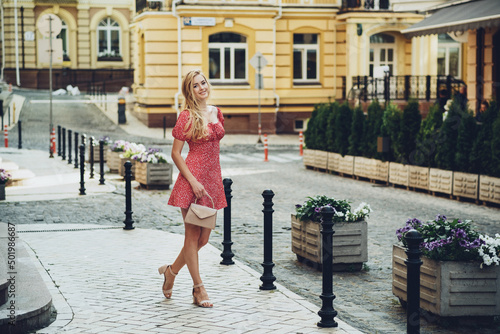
[37,14,62,38]
[250,51,268,72]
[38,39,63,64]
[183,17,216,26]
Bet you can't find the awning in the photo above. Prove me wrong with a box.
[402,0,500,38]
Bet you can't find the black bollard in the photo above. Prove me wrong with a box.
[67,129,72,164]
[123,161,135,230]
[220,178,234,265]
[99,140,105,185]
[405,229,423,334]
[62,127,66,160]
[260,189,276,290]
[17,120,22,149]
[79,144,86,195]
[74,132,79,169]
[89,137,95,179]
[317,206,338,328]
[57,125,61,156]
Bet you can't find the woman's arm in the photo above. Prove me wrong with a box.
[171,138,206,199]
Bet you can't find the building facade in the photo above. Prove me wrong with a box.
[132,0,429,133]
[0,0,135,91]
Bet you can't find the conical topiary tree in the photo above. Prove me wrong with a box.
[470,100,499,175]
[398,99,421,164]
[314,103,332,151]
[455,111,476,173]
[334,102,353,156]
[304,104,320,149]
[361,100,384,158]
[326,102,340,152]
[435,99,461,170]
[348,107,365,156]
[491,111,500,177]
[413,104,443,167]
[380,103,402,162]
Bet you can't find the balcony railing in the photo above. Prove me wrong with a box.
[349,75,466,102]
[136,0,168,14]
[342,0,389,10]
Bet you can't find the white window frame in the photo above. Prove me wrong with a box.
[208,39,248,84]
[97,17,122,59]
[293,34,319,83]
[437,40,461,78]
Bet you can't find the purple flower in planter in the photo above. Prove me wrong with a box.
[295,204,302,209]
[314,207,321,213]
[454,228,467,239]
[435,214,447,222]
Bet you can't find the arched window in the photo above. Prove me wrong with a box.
[97,18,121,60]
[57,19,69,61]
[437,34,461,78]
[369,33,395,76]
[208,32,247,82]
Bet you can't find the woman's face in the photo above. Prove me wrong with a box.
[192,74,209,102]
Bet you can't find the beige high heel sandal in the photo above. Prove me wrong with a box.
[192,283,213,308]
[158,264,177,299]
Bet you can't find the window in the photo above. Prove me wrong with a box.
[208,32,247,83]
[57,19,69,61]
[293,34,319,83]
[365,0,390,10]
[437,34,461,78]
[369,33,395,77]
[97,18,121,60]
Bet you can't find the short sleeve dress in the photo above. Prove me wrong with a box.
[167,107,227,210]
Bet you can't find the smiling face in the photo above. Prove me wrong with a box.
[192,74,210,102]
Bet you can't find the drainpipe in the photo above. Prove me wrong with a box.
[14,0,20,85]
[172,0,182,115]
[273,0,282,113]
[0,0,5,81]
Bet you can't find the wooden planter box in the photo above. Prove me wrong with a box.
[87,145,107,163]
[338,155,355,176]
[389,162,409,187]
[479,175,500,205]
[453,172,479,201]
[409,165,429,190]
[373,160,389,183]
[291,215,367,271]
[392,245,500,317]
[303,149,315,168]
[327,152,340,172]
[429,168,453,196]
[119,157,136,179]
[107,150,122,173]
[313,150,328,170]
[135,162,173,189]
[353,157,372,179]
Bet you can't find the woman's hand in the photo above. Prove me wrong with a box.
[190,179,207,199]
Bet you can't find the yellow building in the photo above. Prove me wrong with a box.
[132,0,425,133]
[0,0,134,91]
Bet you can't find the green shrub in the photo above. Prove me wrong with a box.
[455,111,476,173]
[435,99,461,170]
[380,103,402,162]
[362,100,384,158]
[304,104,320,149]
[348,107,365,156]
[399,99,421,164]
[334,102,353,156]
[325,102,340,152]
[413,104,443,167]
[491,111,500,177]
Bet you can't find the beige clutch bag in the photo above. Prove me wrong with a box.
[184,194,217,229]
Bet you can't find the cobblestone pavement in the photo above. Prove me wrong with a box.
[2,89,500,334]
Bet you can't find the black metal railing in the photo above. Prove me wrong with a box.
[349,75,466,102]
[136,0,167,14]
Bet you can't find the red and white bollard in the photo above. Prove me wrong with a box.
[8,83,12,92]
[264,134,268,162]
[4,125,8,148]
[51,128,56,156]
[299,131,303,156]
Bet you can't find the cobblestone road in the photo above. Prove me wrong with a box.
[2,89,500,334]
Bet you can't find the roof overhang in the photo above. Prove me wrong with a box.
[401,0,500,38]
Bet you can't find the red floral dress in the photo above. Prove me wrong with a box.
[168,107,227,210]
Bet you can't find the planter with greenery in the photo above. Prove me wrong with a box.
[408,165,429,190]
[429,168,453,196]
[291,195,371,271]
[326,152,340,172]
[88,136,111,163]
[119,143,146,179]
[479,175,500,205]
[393,215,500,317]
[389,162,409,188]
[452,172,479,201]
[338,154,355,176]
[108,140,129,173]
[134,149,173,189]
[0,168,11,201]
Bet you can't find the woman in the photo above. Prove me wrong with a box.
[159,69,227,308]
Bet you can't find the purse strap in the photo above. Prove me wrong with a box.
[194,193,215,209]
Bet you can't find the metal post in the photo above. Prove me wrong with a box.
[67,129,72,164]
[17,120,21,149]
[99,140,105,185]
[123,161,135,230]
[163,116,166,139]
[62,127,66,160]
[89,136,95,179]
[79,144,86,195]
[260,189,276,290]
[57,125,61,156]
[74,132,79,169]
[317,206,338,328]
[220,178,234,265]
[405,229,423,334]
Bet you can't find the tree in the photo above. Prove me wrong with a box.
[413,104,443,167]
[380,103,402,162]
[435,99,461,170]
[454,111,476,173]
[470,101,499,175]
[314,104,332,151]
[304,104,320,149]
[348,107,365,156]
[326,102,340,152]
[362,100,384,158]
[490,111,500,177]
[399,99,421,164]
[334,102,353,156]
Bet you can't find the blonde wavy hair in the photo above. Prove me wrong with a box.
[181,69,212,141]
